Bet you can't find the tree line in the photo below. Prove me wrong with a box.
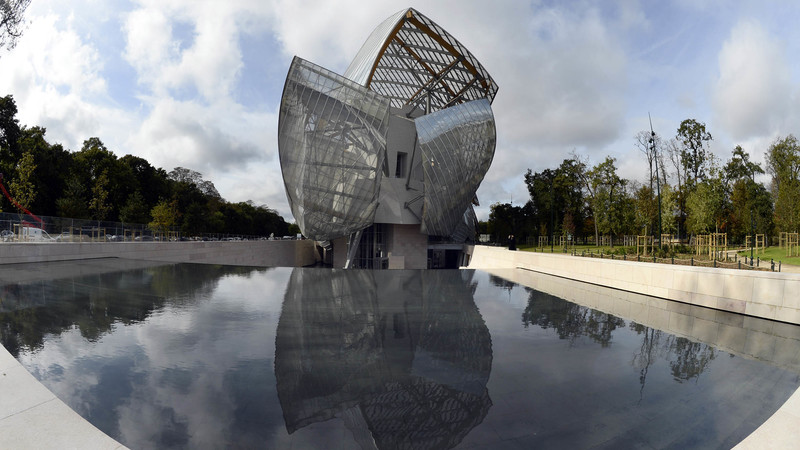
[486,118,799,246]
[0,95,291,237]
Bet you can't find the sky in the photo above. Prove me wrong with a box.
[2,0,800,221]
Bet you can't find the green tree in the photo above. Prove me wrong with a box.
[74,137,136,221]
[149,199,179,235]
[527,158,586,242]
[766,135,800,232]
[685,174,727,235]
[633,184,657,235]
[488,202,520,244]
[724,145,771,242]
[677,119,713,186]
[660,184,678,235]
[17,126,71,216]
[120,154,170,208]
[729,179,773,241]
[587,156,628,244]
[56,176,89,219]
[168,167,220,198]
[119,191,150,224]
[0,94,20,158]
[8,149,35,210]
[89,169,111,220]
[725,145,764,183]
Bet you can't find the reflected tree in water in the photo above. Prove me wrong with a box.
[521,288,624,347]
[522,288,719,399]
[629,321,717,385]
[0,262,264,356]
[668,337,717,382]
[488,274,515,291]
[630,322,665,401]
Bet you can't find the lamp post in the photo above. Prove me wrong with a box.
[649,113,662,244]
[550,175,554,253]
[750,209,754,266]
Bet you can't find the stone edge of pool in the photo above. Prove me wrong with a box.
[0,345,128,449]
[466,245,800,449]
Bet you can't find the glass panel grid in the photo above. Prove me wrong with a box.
[343,8,498,110]
[416,99,496,237]
[278,57,391,241]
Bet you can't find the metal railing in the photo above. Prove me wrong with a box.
[0,212,281,243]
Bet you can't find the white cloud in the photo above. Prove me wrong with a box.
[6,0,800,222]
[713,20,793,141]
[0,12,134,152]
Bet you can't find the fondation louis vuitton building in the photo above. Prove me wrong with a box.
[278,8,498,269]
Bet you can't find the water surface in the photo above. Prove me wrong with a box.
[0,260,798,449]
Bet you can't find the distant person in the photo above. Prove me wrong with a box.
[508,234,516,251]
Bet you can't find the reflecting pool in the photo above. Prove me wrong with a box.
[0,259,799,449]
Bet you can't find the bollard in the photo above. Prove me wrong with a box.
[738,261,741,270]
[713,259,716,268]
[780,261,782,272]
[757,257,760,267]
[691,257,694,266]
[637,254,640,262]
[653,255,656,263]
[771,259,775,272]
[671,256,674,265]
[624,254,626,261]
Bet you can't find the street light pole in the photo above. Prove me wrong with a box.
[750,209,755,266]
[649,113,662,244]
[550,176,554,253]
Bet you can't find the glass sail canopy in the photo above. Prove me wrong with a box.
[278,57,391,241]
[416,98,496,237]
[344,8,498,113]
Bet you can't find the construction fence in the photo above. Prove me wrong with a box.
[0,212,282,243]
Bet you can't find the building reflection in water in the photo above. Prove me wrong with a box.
[274,269,493,449]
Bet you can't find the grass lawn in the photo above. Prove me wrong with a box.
[736,246,800,267]
[518,243,797,269]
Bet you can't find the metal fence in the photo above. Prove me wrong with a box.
[0,212,280,243]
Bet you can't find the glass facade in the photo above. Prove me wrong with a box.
[416,99,496,237]
[278,8,498,256]
[278,57,391,241]
[344,8,498,112]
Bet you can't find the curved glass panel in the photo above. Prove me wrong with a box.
[450,205,478,243]
[278,57,391,241]
[344,8,409,86]
[416,99,496,237]
[344,8,498,112]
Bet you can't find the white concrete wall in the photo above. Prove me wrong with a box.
[0,239,319,267]
[387,224,427,269]
[485,267,800,373]
[467,246,800,325]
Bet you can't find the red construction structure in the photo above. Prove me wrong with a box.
[0,173,44,229]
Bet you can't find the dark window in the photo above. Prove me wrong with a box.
[395,152,407,178]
